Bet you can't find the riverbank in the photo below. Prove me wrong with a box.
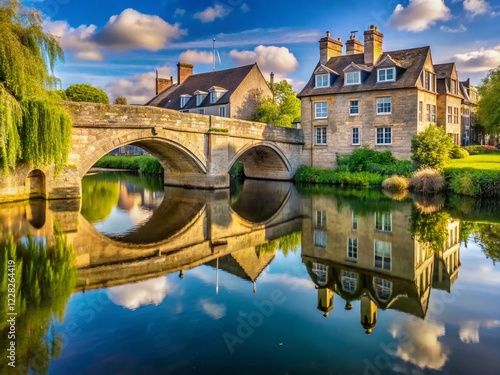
[93,155,163,175]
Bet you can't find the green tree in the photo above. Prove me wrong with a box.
[411,125,454,171]
[410,207,450,252]
[473,223,500,264]
[0,0,72,174]
[65,83,109,104]
[114,96,127,105]
[251,80,300,128]
[478,67,500,136]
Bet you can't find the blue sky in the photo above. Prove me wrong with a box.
[23,0,500,103]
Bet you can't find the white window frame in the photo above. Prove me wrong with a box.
[418,101,423,122]
[219,106,226,117]
[375,212,392,232]
[341,270,358,293]
[352,212,358,230]
[377,67,395,82]
[315,127,327,145]
[314,230,327,249]
[352,127,360,145]
[316,210,326,228]
[347,238,358,261]
[349,100,359,115]
[315,102,327,119]
[376,128,392,145]
[426,104,431,122]
[373,277,392,302]
[432,105,436,123]
[374,241,391,271]
[312,263,328,285]
[376,97,391,114]
[180,95,191,108]
[345,71,361,85]
[315,74,329,88]
[196,94,206,106]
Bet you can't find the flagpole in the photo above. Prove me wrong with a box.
[212,38,216,72]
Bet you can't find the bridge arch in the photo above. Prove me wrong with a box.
[229,141,293,180]
[77,130,208,178]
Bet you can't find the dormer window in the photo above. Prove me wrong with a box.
[180,95,191,108]
[345,71,360,85]
[315,74,329,88]
[208,86,227,104]
[378,67,395,82]
[194,90,208,106]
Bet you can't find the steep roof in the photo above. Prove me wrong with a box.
[297,46,431,97]
[433,62,455,79]
[146,64,257,109]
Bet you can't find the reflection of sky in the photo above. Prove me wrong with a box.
[107,276,172,310]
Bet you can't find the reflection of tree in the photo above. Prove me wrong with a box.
[473,224,500,265]
[81,174,120,223]
[255,231,301,257]
[410,207,450,252]
[0,229,76,375]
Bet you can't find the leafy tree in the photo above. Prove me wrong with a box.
[478,67,500,136]
[411,125,454,171]
[410,207,450,252]
[251,80,300,128]
[114,96,127,105]
[473,223,500,265]
[65,83,109,104]
[0,0,72,174]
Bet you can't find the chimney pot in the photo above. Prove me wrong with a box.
[177,61,194,85]
[319,32,343,63]
[364,25,383,66]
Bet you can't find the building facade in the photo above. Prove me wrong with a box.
[298,26,474,169]
[146,62,273,121]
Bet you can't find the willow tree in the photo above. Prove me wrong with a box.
[0,0,72,174]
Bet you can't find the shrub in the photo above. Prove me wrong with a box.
[294,165,384,187]
[66,83,109,104]
[411,125,454,171]
[336,146,395,172]
[409,167,445,193]
[382,175,410,191]
[450,146,470,159]
[445,168,500,197]
[93,155,163,174]
[367,159,416,177]
[230,161,244,177]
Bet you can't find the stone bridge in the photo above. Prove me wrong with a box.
[0,102,304,202]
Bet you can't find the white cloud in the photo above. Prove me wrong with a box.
[229,45,299,80]
[174,8,186,18]
[107,276,171,310]
[389,0,452,32]
[454,45,500,72]
[94,8,187,51]
[463,0,490,16]
[44,20,103,61]
[199,299,226,319]
[193,4,231,23]
[389,317,448,370]
[459,320,500,343]
[440,24,467,33]
[105,66,174,104]
[241,3,250,12]
[179,49,214,64]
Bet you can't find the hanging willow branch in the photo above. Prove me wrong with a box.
[0,0,72,175]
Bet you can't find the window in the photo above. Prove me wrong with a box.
[315,74,329,88]
[450,79,457,95]
[375,241,391,270]
[373,277,392,302]
[352,212,358,230]
[315,102,327,118]
[197,109,205,114]
[376,128,392,144]
[314,230,327,249]
[349,100,359,115]
[219,106,226,117]
[424,71,435,91]
[347,238,358,260]
[180,95,191,108]
[375,212,392,232]
[210,91,217,103]
[345,71,360,85]
[378,67,395,82]
[312,263,328,285]
[418,101,423,122]
[432,105,436,123]
[315,127,327,145]
[376,97,391,114]
[196,94,206,106]
[316,210,326,228]
[454,107,459,124]
[426,104,431,122]
[352,127,360,145]
[341,270,358,293]
[448,106,452,123]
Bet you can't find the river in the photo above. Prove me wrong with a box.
[1,171,499,375]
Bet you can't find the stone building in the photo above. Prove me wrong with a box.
[146,62,272,120]
[297,25,470,169]
[460,78,480,145]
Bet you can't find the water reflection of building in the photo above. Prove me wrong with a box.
[301,195,461,333]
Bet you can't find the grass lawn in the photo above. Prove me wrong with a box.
[447,153,500,171]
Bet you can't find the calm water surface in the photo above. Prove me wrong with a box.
[1,171,499,375]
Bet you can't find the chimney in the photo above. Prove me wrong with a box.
[363,25,383,66]
[177,61,194,85]
[346,31,364,55]
[319,31,343,64]
[155,70,173,95]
